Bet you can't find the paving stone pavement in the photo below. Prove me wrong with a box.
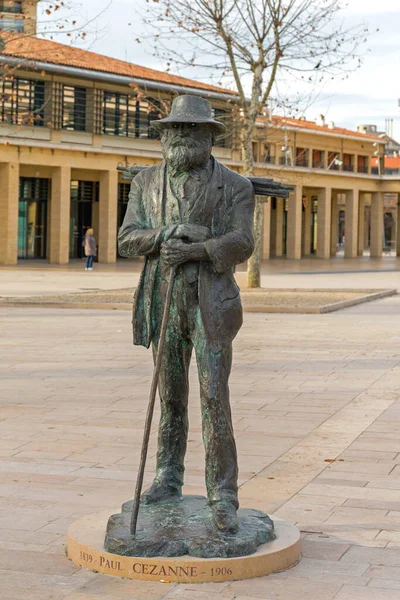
[2,295,400,599]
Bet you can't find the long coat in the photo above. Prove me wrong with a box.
[118,157,255,353]
[83,234,97,257]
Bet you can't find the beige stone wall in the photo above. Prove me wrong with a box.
[0,162,19,265]
[0,64,399,264]
[22,0,39,35]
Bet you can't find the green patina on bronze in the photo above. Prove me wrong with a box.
[106,96,280,557]
[105,496,275,558]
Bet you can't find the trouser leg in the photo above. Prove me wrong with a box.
[193,312,238,508]
[152,329,192,492]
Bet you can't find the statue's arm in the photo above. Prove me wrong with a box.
[118,176,174,258]
[204,180,255,273]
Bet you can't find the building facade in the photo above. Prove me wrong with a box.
[1,5,400,265]
[0,0,38,35]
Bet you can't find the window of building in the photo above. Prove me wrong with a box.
[103,92,135,137]
[262,143,276,164]
[0,1,22,13]
[279,147,293,166]
[102,93,162,139]
[312,149,325,169]
[295,147,309,167]
[62,86,87,131]
[342,153,354,172]
[0,77,45,126]
[357,155,369,174]
[0,15,23,31]
[328,151,340,170]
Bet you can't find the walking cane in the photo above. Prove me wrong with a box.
[130,264,177,535]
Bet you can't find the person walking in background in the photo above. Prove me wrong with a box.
[83,228,97,270]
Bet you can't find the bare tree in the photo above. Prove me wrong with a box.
[141,0,369,287]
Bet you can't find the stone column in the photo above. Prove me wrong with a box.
[345,189,359,258]
[262,199,271,259]
[302,194,311,257]
[270,198,284,257]
[330,191,338,256]
[357,192,366,257]
[287,185,302,259]
[275,198,284,257]
[396,195,400,257]
[317,187,332,259]
[98,170,118,263]
[0,162,19,265]
[370,192,383,258]
[390,209,396,250]
[50,166,71,264]
[269,201,277,258]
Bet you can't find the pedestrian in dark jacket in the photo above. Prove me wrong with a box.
[83,228,96,270]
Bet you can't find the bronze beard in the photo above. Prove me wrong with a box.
[160,129,213,174]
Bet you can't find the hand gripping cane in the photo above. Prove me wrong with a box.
[130,264,177,535]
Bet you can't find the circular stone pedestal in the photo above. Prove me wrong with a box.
[68,509,300,583]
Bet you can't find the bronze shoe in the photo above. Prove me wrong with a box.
[211,501,239,533]
[141,480,182,505]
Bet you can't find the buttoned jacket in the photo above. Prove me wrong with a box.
[118,157,255,352]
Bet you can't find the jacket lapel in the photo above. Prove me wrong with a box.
[188,157,224,230]
[148,161,166,228]
[208,158,225,235]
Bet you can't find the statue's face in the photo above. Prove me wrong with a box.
[160,122,214,173]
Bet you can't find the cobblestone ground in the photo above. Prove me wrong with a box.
[2,296,400,599]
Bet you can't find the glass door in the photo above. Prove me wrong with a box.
[18,178,49,259]
[70,181,96,258]
[118,183,130,229]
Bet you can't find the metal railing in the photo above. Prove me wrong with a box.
[312,160,325,169]
[263,155,275,164]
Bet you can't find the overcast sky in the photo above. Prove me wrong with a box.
[39,0,400,139]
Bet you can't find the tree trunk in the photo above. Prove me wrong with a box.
[239,120,265,289]
[247,196,264,288]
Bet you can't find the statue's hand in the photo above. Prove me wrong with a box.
[161,239,207,266]
[173,224,211,243]
[161,239,192,267]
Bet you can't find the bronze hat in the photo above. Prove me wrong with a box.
[150,95,226,133]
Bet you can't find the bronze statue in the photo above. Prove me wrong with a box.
[118,95,254,534]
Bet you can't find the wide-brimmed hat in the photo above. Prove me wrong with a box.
[150,95,226,133]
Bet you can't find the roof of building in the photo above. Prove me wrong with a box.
[0,33,232,95]
[0,35,387,141]
[264,115,383,142]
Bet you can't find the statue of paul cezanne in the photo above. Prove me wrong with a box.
[118,95,255,534]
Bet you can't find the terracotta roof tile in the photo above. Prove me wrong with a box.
[0,34,233,95]
[260,115,384,141]
[0,35,386,141]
